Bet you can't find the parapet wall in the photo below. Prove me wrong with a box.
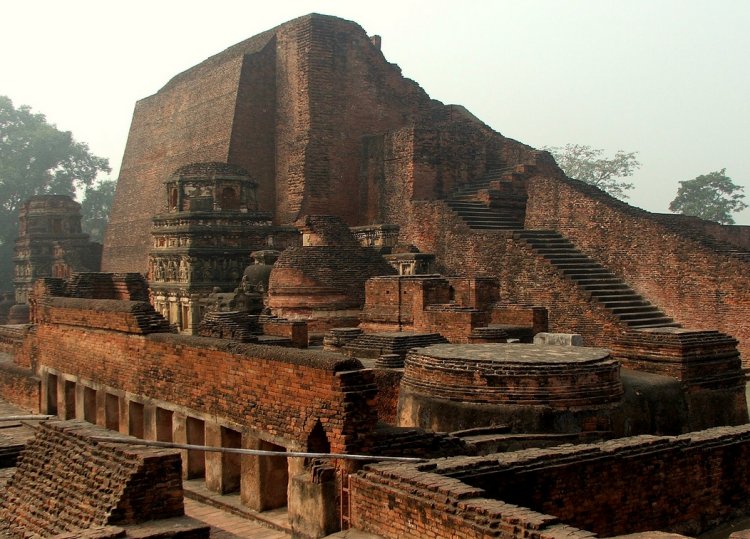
[0,420,184,537]
[31,299,377,453]
[525,170,750,364]
[351,424,750,538]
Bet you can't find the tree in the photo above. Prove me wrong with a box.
[546,144,640,199]
[81,179,116,243]
[669,169,747,225]
[0,96,110,290]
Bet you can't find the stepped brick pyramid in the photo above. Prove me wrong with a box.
[0,420,203,538]
[612,328,745,387]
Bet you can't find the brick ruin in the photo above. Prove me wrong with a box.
[1,12,750,539]
[0,420,207,538]
[10,195,102,323]
[100,13,750,367]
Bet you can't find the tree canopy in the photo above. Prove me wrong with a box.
[546,144,640,199]
[0,96,111,290]
[81,179,116,243]
[669,169,747,225]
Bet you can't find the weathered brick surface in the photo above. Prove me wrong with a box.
[0,420,184,537]
[35,297,172,334]
[0,360,39,413]
[352,424,750,538]
[0,325,31,356]
[30,301,377,452]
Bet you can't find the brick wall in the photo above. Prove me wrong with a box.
[30,301,377,453]
[103,44,251,272]
[394,200,631,349]
[350,463,593,539]
[525,170,750,364]
[34,298,171,334]
[0,420,183,537]
[0,361,39,412]
[351,424,750,538]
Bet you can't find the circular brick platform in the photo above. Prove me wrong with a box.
[398,343,624,434]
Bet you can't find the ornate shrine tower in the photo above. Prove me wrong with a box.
[13,195,101,304]
[148,162,296,333]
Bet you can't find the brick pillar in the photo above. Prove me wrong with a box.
[55,376,69,419]
[118,396,129,435]
[172,412,189,479]
[143,404,157,440]
[205,422,222,492]
[205,423,242,494]
[95,389,107,427]
[74,383,85,420]
[61,380,76,420]
[241,434,288,511]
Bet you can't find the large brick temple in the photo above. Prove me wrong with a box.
[2,13,750,539]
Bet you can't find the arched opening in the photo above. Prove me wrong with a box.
[307,420,331,454]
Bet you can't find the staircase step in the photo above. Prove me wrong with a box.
[555,263,606,270]
[562,269,613,277]
[618,310,667,321]
[609,304,657,313]
[587,289,641,298]
[598,296,645,304]
[580,283,630,291]
[627,319,680,328]
[573,278,622,286]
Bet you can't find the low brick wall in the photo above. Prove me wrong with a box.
[29,299,378,453]
[0,360,39,412]
[0,325,31,356]
[351,424,750,538]
[35,297,171,334]
[0,420,184,537]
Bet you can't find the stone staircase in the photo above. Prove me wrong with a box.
[446,167,526,230]
[515,230,680,330]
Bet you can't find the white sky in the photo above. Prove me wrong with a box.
[2,0,749,222]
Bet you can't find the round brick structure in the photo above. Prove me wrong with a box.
[397,343,624,433]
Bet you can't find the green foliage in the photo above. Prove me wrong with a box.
[0,95,110,290]
[81,179,116,243]
[546,144,640,199]
[669,169,747,225]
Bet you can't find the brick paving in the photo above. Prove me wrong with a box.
[184,498,289,538]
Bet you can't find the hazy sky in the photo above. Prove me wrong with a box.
[2,0,749,222]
